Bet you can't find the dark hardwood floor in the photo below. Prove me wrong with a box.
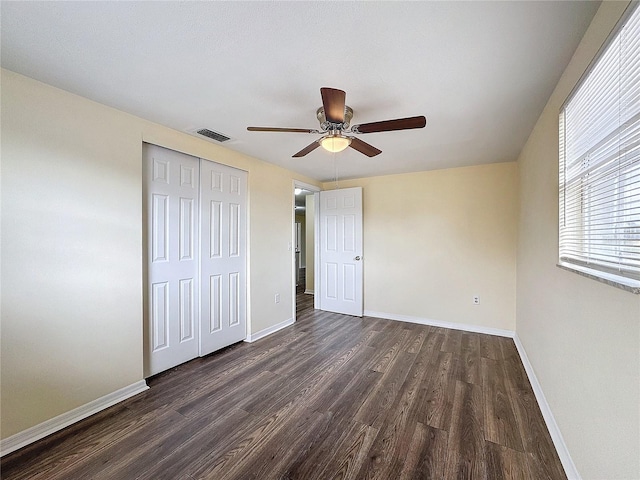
[2,277,565,479]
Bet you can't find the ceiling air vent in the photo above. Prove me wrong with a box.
[196,128,231,143]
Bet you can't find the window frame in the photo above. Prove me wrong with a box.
[558,2,640,294]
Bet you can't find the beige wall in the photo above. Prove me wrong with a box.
[0,69,319,439]
[516,2,640,478]
[327,162,518,331]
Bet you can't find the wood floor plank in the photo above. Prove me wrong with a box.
[354,350,416,428]
[238,323,377,418]
[1,290,566,480]
[441,328,463,354]
[485,441,533,480]
[460,332,482,385]
[127,336,309,416]
[481,357,525,452]
[111,408,250,480]
[177,369,281,418]
[419,350,457,430]
[44,409,188,480]
[503,357,567,479]
[370,337,446,477]
[393,329,445,426]
[421,326,445,356]
[318,365,383,424]
[354,371,428,478]
[257,340,379,419]
[275,329,378,381]
[398,422,448,480]
[0,403,134,480]
[297,314,361,348]
[134,407,269,480]
[216,408,332,480]
[278,418,372,479]
[444,380,487,480]
[405,327,427,354]
[369,328,412,372]
[317,421,380,480]
[479,334,508,360]
[366,321,398,349]
[498,336,519,359]
[361,315,387,332]
[184,405,299,479]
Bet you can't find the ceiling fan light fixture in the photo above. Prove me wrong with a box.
[321,135,351,153]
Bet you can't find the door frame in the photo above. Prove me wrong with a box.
[292,180,321,321]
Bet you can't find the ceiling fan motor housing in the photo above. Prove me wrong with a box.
[316,106,353,131]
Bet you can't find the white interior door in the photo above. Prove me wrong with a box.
[319,187,363,316]
[144,144,200,376]
[199,160,247,355]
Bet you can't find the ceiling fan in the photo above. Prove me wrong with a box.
[247,87,426,158]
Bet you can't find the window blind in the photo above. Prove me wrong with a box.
[559,3,640,283]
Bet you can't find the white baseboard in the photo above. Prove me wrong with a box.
[244,317,294,343]
[0,380,149,457]
[363,310,515,338]
[512,335,580,480]
[304,289,314,295]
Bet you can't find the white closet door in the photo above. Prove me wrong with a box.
[143,144,200,377]
[199,160,248,355]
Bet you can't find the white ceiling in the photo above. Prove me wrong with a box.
[1,1,600,182]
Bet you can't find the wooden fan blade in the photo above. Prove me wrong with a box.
[321,87,346,124]
[293,141,321,157]
[248,126,316,133]
[353,116,426,134]
[349,137,382,157]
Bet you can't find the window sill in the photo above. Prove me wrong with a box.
[557,262,640,294]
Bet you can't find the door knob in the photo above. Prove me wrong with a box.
[354,256,361,261]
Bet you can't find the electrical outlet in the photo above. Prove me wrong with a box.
[275,293,280,304]
[473,295,480,305]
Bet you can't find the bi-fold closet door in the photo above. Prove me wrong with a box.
[143,144,247,377]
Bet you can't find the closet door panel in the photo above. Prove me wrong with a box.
[143,144,200,377]
[200,161,247,355]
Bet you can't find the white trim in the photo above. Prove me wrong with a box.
[313,191,320,310]
[512,335,581,480]
[363,310,515,338]
[244,317,294,343]
[304,289,314,295]
[293,180,321,193]
[0,380,148,457]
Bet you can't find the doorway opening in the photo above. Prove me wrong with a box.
[293,182,319,319]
